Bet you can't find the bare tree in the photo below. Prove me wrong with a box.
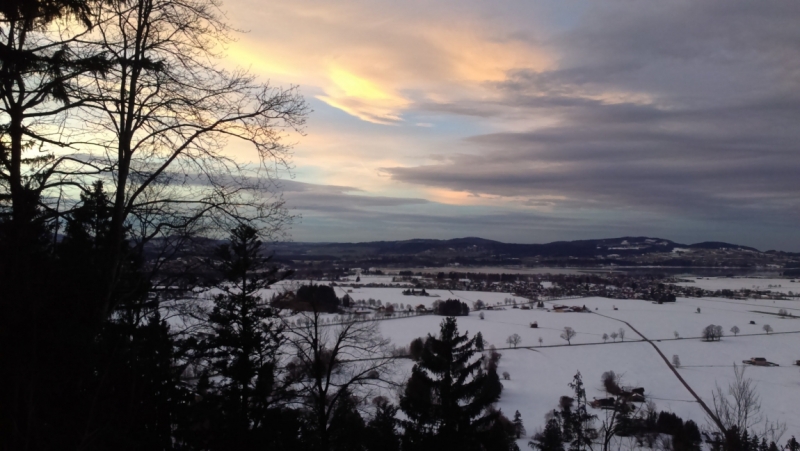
[672,355,681,368]
[506,333,521,348]
[778,309,788,317]
[76,0,308,317]
[561,327,576,345]
[674,331,680,339]
[0,0,107,233]
[610,332,618,342]
[286,306,396,450]
[597,371,648,451]
[711,364,786,441]
[602,333,609,343]
[763,324,773,334]
[538,336,543,346]
[730,326,740,336]
[618,328,625,342]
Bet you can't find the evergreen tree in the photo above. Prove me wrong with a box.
[723,426,744,451]
[566,372,598,451]
[557,397,576,442]
[64,182,182,450]
[400,317,516,451]
[184,224,295,450]
[675,420,702,451]
[531,418,565,451]
[787,437,800,451]
[327,390,366,451]
[364,401,401,451]
[514,410,526,439]
[91,311,188,450]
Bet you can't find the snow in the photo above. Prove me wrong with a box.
[370,290,800,441]
[172,276,800,442]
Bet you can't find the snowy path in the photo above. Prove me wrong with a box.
[592,311,726,431]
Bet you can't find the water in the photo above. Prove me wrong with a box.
[382,266,785,278]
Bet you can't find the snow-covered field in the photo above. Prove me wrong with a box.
[178,276,800,446]
[368,289,800,446]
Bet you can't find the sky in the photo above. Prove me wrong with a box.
[221,1,800,251]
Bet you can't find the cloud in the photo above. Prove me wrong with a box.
[381,2,800,238]
[219,0,800,250]
[225,0,551,124]
[280,179,430,211]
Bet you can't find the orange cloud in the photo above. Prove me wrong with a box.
[317,67,410,124]
[224,1,553,124]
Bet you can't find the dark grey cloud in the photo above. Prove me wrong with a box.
[279,179,430,212]
[388,1,800,250]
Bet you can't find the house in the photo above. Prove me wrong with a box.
[590,398,616,409]
[742,357,778,367]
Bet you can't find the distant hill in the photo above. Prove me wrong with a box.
[264,236,797,268]
[272,236,749,257]
[144,235,798,269]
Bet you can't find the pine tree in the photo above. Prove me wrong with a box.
[400,317,516,451]
[723,426,744,451]
[189,224,293,449]
[566,372,598,451]
[365,401,401,451]
[327,390,366,450]
[557,397,575,442]
[787,436,800,451]
[531,418,565,451]
[514,410,526,439]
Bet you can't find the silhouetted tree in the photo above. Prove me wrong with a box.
[566,372,598,451]
[514,410,526,439]
[409,337,425,361]
[531,418,565,451]
[401,317,516,451]
[297,284,340,312]
[434,299,470,316]
[364,400,401,451]
[288,307,394,451]
[182,225,295,449]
